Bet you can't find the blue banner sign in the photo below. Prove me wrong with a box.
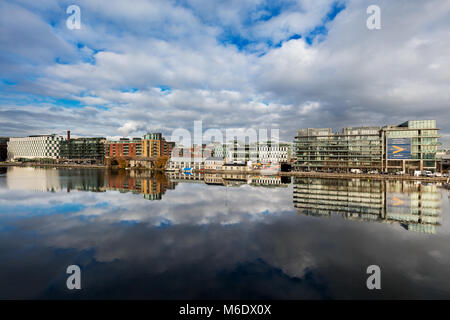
[388,138,412,160]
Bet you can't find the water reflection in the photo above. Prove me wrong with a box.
[2,167,444,232]
[5,166,106,192]
[1,167,450,299]
[293,178,441,234]
[107,171,177,200]
[167,172,290,188]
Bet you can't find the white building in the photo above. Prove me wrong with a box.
[225,141,291,165]
[257,142,291,164]
[7,134,65,160]
[212,143,227,158]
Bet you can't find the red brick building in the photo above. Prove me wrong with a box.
[106,138,142,159]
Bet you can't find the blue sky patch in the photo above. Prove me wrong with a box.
[305,1,346,45]
[0,202,87,217]
[157,218,173,229]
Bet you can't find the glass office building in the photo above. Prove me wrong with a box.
[59,137,105,163]
[294,120,439,173]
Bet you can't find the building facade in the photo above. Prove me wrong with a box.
[225,141,258,164]
[223,141,291,165]
[59,137,105,163]
[257,142,292,164]
[7,134,65,160]
[294,120,439,173]
[0,137,8,161]
[166,157,205,171]
[383,120,439,172]
[142,132,173,158]
[105,138,142,159]
[213,143,227,158]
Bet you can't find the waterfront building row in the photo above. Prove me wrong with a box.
[165,140,293,172]
[5,131,174,164]
[2,119,444,174]
[294,120,440,173]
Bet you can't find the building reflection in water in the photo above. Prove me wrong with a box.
[2,167,443,232]
[293,178,441,234]
[105,171,291,200]
[3,167,178,201]
[5,166,106,192]
[168,172,290,188]
[2,167,291,201]
[106,170,177,200]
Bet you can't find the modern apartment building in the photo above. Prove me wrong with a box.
[142,132,173,158]
[7,134,65,160]
[294,120,439,173]
[59,137,105,163]
[105,138,142,159]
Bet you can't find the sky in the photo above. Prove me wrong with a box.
[0,0,449,147]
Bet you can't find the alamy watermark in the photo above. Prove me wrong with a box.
[366,5,381,30]
[66,5,81,30]
[66,265,81,290]
[366,265,381,290]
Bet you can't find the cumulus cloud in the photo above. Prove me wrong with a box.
[117,120,147,136]
[0,0,449,146]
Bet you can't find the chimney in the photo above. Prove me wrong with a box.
[67,130,71,140]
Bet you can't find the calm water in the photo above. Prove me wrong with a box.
[0,166,450,299]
